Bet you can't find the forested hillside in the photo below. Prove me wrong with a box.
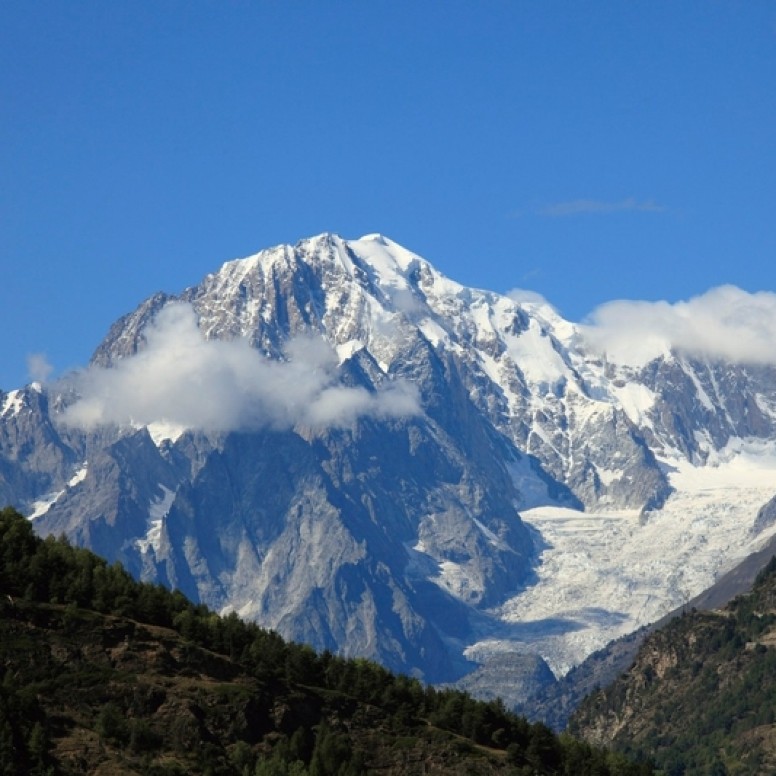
[570,557,776,775]
[0,507,651,775]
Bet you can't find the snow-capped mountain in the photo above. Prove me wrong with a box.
[3,233,776,696]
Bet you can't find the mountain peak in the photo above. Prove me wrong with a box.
[7,232,776,699]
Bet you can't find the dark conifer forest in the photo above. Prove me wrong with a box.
[0,506,652,775]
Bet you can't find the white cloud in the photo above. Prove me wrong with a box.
[537,198,666,217]
[62,302,421,432]
[26,353,53,383]
[506,288,553,307]
[580,285,776,366]
[390,287,425,317]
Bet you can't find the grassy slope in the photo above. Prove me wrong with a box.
[570,558,776,775]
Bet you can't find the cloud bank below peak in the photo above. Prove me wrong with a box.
[580,285,776,367]
[62,303,421,433]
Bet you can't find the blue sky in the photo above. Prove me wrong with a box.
[2,2,775,391]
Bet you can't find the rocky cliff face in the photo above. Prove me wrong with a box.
[3,233,776,689]
[569,559,776,773]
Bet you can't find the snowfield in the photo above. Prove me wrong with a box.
[468,439,776,675]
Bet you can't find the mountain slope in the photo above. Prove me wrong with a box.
[569,556,776,774]
[0,506,652,776]
[3,233,776,694]
[522,532,776,731]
